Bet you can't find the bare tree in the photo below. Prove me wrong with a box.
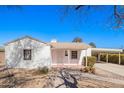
[61,5,124,28]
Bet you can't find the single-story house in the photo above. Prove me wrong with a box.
[3,36,123,68]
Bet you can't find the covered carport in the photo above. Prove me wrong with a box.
[91,48,123,65]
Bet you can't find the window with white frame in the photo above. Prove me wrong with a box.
[71,51,78,59]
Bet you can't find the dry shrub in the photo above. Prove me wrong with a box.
[82,56,96,74]
[83,67,95,74]
[35,66,49,75]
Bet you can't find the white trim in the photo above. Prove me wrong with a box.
[67,50,70,64]
[52,63,79,66]
[91,48,123,53]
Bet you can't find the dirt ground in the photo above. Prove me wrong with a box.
[0,65,124,88]
[0,67,50,88]
[77,78,123,88]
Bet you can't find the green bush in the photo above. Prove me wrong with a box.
[37,66,49,74]
[121,55,124,65]
[84,56,96,67]
[100,54,106,62]
[108,54,119,64]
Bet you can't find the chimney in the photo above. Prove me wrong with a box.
[51,39,57,43]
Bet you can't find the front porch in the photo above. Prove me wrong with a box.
[51,49,82,66]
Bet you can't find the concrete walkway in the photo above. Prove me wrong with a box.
[95,63,124,77]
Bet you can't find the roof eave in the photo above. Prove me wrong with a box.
[4,36,48,46]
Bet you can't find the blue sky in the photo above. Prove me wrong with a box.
[0,5,124,48]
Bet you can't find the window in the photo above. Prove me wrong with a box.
[71,51,77,59]
[23,49,31,60]
[65,50,68,56]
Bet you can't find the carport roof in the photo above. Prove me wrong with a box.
[91,48,123,53]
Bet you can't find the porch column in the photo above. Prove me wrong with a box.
[119,52,121,65]
[106,53,108,63]
[85,49,88,67]
[67,50,70,64]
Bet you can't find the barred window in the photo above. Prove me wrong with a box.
[71,51,77,59]
[23,49,31,60]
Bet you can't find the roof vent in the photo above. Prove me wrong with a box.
[51,39,57,43]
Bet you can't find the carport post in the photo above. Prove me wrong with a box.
[119,52,121,65]
[106,53,108,63]
[85,49,88,67]
[98,53,101,61]
[67,50,70,64]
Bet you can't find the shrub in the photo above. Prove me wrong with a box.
[100,54,106,62]
[83,66,90,73]
[83,56,96,74]
[84,56,96,67]
[108,54,119,64]
[83,67,95,74]
[121,55,124,65]
[90,67,95,74]
[37,66,49,74]
[100,54,124,65]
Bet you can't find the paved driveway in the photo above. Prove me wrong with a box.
[95,63,124,77]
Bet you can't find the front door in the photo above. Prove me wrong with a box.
[52,50,69,65]
[56,50,64,64]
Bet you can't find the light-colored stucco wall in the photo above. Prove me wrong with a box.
[79,48,92,65]
[51,48,92,65]
[5,37,52,68]
[52,49,83,65]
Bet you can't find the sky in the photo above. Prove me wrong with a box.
[0,5,124,48]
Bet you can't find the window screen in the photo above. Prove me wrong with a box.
[23,49,31,60]
[71,51,77,59]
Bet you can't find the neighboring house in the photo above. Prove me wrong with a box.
[0,47,5,65]
[4,36,123,68]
